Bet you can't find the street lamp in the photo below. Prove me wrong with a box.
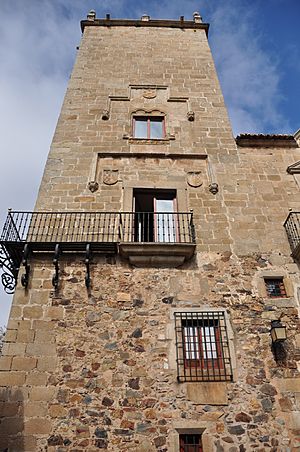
[270,320,287,344]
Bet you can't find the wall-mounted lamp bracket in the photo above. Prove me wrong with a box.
[270,320,287,343]
[270,320,287,364]
[21,244,30,288]
[85,243,92,288]
[52,244,61,289]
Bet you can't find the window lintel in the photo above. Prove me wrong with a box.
[131,108,165,117]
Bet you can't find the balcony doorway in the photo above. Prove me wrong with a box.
[133,189,177,242]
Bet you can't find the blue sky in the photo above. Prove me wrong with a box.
[259,2,300,131]
[0,0,299,325]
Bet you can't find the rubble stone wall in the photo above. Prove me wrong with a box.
[1,251,300,450]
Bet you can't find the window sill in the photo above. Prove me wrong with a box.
[186,382,229,405]
[265,297,296,308]
[123,135,175,144]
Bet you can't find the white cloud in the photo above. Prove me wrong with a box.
[0,3,70,322]
[0,0,128,324]
[207,0,291,134]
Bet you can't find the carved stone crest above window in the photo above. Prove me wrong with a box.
[186,171,203,188]
[102,169,119,185]
[101,84,194,122]
[143,89,157,99]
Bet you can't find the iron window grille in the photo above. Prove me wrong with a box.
[264,278,287,298]
[179,434,203,452]
[174,311,233,382]
[133,116,165,139]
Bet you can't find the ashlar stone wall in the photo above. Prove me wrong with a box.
[35,24,236,215]
[225,145,300,256]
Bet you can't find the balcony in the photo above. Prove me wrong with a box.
[284,212,300,261]
[0,210,196,293]
[119,212,195,267]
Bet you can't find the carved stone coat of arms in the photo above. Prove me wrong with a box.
[187,171,203,188]
[102,169,119,185]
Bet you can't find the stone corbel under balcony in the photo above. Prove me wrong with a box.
[119,242,196,267]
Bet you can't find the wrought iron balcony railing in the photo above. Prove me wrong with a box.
[1,211,120,247]
[284,211,300,260]
[0,210,195,293]
[120,212,195,244]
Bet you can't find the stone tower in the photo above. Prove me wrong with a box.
[0,11,300,451]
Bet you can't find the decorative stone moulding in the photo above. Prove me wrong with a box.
[101,95,130,120]
[88,181,99,193]
[127,138,174,144]
[143,89,156,99]
[187,171,202,188]
[102,110,109,120]
[132,108,164,117]
[101,84,194,123]
[193,11,203,23]
[102,169,119,185]
[209,183,219,195]
[187,111,195,121]
[87,10,96,21]
[80,16,210,35]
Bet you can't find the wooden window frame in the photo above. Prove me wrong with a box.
[133,188,178,243]
[179,433,203,452]
[182,320,224,370]
[132,116,166,139]
[153,196,178,243]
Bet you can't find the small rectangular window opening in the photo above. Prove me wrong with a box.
[133,116,165,139]
[174,311,233,382]
[179,433,203,452]
[264,278,287,298]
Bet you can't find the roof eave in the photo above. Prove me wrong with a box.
[236,134,299,148]
[80,18,209,36]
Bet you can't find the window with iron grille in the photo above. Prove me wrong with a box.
[179,433,203,452]
[264,278,287,298]
[174,311,233,382]
[133,116,165,139]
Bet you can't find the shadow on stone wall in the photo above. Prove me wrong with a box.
[0,388,24,451]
